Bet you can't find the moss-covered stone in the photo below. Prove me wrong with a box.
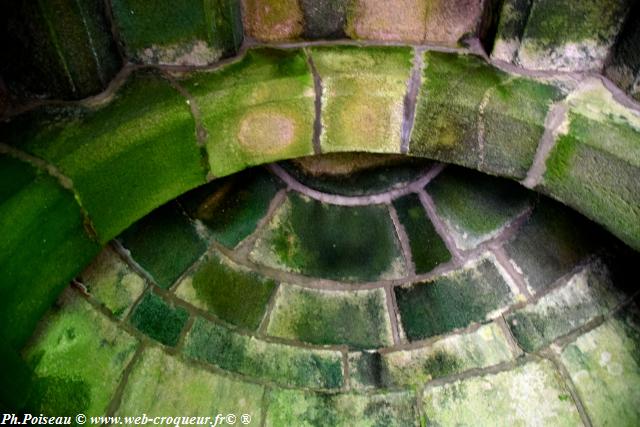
[79,248,145,319]
[395,256,514,341]
[242,0,303,41]
[2,0,121,99]
[179,166,283,248]
[266,284,393,349]
[23,291,138,417]
[111,0,242,65]
[310,46,412,153]
[182,48,315,176]
[491,0,533,62]
[507,260,626,352]
[300,0,346,39]
[427,166,532,250]
[175,252,277,330]
[421,360,582,425]
[129,291,189,347]
[392,193,451,273]
[542,80,640,251]
[184,317,344,389]
[1,69,207,242]
[116,346,263,418]
[265,388,418,427]
[250,193,406,282]
[119,202,207,289]
[560,304,640,426]
[349,322,516,389]
[504,199,598,295]
[518,0,631,71]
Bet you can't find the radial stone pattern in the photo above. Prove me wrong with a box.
[1,0,640,425]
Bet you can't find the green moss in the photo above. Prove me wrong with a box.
[179,166,283,248]
[119,202,207,289]
[182,48,315,176]
[116,346,263,417]
[392,193,452,274]
[251,193,405,282]
[264,388,418,427]
[175,253,277,330]
[427,166,532,250]
[311,46,412,153]
[0,155,38,201]
[395,258,514,340]
[129,291,188,347]
[23,293,138,416]
[493,0,533,42]
[184,317,344,389]
[266,284,393,348]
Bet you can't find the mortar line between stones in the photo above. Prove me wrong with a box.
[304,49,323,155]
[257,282,281,336]
[400,46,425,154]
[259,386,270,427]
[110,239,160,288]
[0,142,99,241]
[490,245,532,299]
[341,348,351,391]
[104,342,146,418]
[522,101,569,188]
[174,314,196,353]
[388,203,415,275]
[538,350,593,427]
[417,189,463,261]
[384,284,402,346]
[496,315,525,357]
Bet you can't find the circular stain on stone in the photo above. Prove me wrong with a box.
[238,112,295,154]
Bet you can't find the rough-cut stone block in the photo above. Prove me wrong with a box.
[2,0,121,99]
[421,360,583,425]
[311,46,412,154]
[266,284,393,349]
[300,0,347,39]
[242,0,303,41]
[182,48,315,177]
[111,0,242,65]
[491,0,533,62]
[129,291,189,347]
[605,5,640,101]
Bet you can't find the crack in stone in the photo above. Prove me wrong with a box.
[304,49,323,154]
[400,47,425,154]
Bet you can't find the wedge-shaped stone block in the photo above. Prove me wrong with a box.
[427,166,532,250]
[23,292,138,416]
[111,0,242,65]
[1,70,207,242]
[421,360,582,425]
[129,291,189,347]
[183,48,315,176]
[80,247,146,319]
[242,0,304,41]
[542,80,640,251]
[175,252,277,330]
[266,284,393,349]
[179,166,283,248]
[392,193,451,273]
[395,256,515,341]
[507,259,626,352]
[560,304,640,426]
[518,0,631,71]
[311,46,412,153]
[491,0,534,62]
[349,322,517,389]
[250,193,406,282]
[185,317,344,389]
[119,202,207,289]
[265,388,418,427]
[117,346,263,418]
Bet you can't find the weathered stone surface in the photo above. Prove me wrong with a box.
[175,252,277,330]
[349,322,516,389]
[560,304,640,426]
[491,0,533,62]
[507,259,626,352]
[300,0,347,39]
[242,0,303,41]
[111,0,242,65]
[80,247,145,319]
[250,193,406,282]
[23,291,138,416]
[605,5,640,101]
[427,166,532,250]
[2,0,121,99]
[117,346,263,418]
[542,79,640,251]
[311,46,412,153]
[265,388,418,426]
[185,317,344,389]
[182,48,315,176]
[129,291,189,347]
[266,284,393,349]
[395,256,515,341]
[421,360,582,425]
